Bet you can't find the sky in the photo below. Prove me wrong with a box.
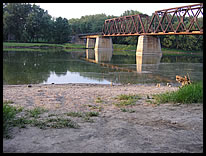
[33,3,199,20]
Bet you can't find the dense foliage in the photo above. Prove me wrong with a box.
[3,3,203,51]
[3,3,70,43]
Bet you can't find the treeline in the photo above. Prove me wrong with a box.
[3,3,70,43]
[3,3,203,51]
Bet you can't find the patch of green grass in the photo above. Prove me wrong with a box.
[65,111,83,117]
[114,94,141,107]
[3,42,86,51]
[120,108,136,113]
[95,97,103,103]
[162,47,202,53]
[3,101,24,138]
[3,104,101,138]
[115,94,140,101]
[12,117,32,128]
[153,81,203,104]
[86,104,103,111]
[85,111,99,117]
[26,107,48,118]
[45,118,80,129]
[113,44,136,51]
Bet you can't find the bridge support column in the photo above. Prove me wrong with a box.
[136,36,162,55]
[86,49,95,59]
[94,36,113,62]
[94,36,113,51]
[86,38,95,49]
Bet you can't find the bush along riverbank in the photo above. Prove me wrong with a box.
[153,81,203,104]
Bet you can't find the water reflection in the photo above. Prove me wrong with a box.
[3,50,203,85]
[86,49,95,59]
[95,48,112,63]
[136,53,162,72]
[86,48,112,63]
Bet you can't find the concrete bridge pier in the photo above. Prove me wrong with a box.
[86,49,95,59]
[86,38,95,49]
[94,36,113,62]
[136,35,162,55]
[94,36,113,51]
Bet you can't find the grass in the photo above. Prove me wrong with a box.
[3,42,86,51]
[113,44,202,53]
[153,81,203,104]
[114,94,141,107]
[26,107,48,118]
[95,97,103,103]
[66,111,99,123]
[65,111,83,117]
[161,47,202,53]
[4,42,202,55]
[3,101,24,138]
[86,104,103,112]
[113,44,136,51]
[3,103,101,138]
[120,108,136,113]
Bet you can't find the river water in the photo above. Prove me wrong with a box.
[3,49,203,85]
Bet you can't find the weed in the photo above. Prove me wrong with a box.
[3,104,100,138]
[120,108,136,113]
[153,81,203,104]
[26,107,48,118]
[48,113,58,117]
[85,111,99,117]
[86,104,103,111]
[95,97,103,103]
[115,94,141,101]
[3,103,18,136]
[145,99,154,104]
[12,117,32,128]
[46,118,80,129]
[65,112,83,117]
[114,94,141,107]
[3,101,25,137]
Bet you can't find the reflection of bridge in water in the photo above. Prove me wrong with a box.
[81,49,177,83]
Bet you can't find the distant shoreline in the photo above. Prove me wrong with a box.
[3,42,203,53]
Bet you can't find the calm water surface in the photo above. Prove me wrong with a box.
[3,49,203,85]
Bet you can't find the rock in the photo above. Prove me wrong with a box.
[27,84,32,88]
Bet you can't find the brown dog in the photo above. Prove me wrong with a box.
[176,75,191,86]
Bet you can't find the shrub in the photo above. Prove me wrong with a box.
[153,81,203,104]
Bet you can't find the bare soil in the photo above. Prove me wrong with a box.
[3,84,203,153]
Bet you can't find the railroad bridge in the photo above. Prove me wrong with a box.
[77,3,203,60]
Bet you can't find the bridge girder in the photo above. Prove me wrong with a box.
[102,3,203,36]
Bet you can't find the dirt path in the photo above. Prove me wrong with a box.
[3,84,203,153]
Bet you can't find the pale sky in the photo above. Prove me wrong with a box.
[33,3,199,20]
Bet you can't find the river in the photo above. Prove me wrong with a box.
[3,49,203,85]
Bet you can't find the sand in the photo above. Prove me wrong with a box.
[3,83,203,153]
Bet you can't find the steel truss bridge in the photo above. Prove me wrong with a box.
[101,3,203,36]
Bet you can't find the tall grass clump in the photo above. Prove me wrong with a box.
[3,101,22,137]
[153,81,203,104]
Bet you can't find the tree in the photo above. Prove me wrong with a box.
[3,3,32,42]
[53,17,71,43]
[121,10,143,16]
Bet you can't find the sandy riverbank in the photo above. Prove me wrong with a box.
[3,83,203,153]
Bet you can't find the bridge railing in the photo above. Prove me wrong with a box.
[102,3,203,36]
